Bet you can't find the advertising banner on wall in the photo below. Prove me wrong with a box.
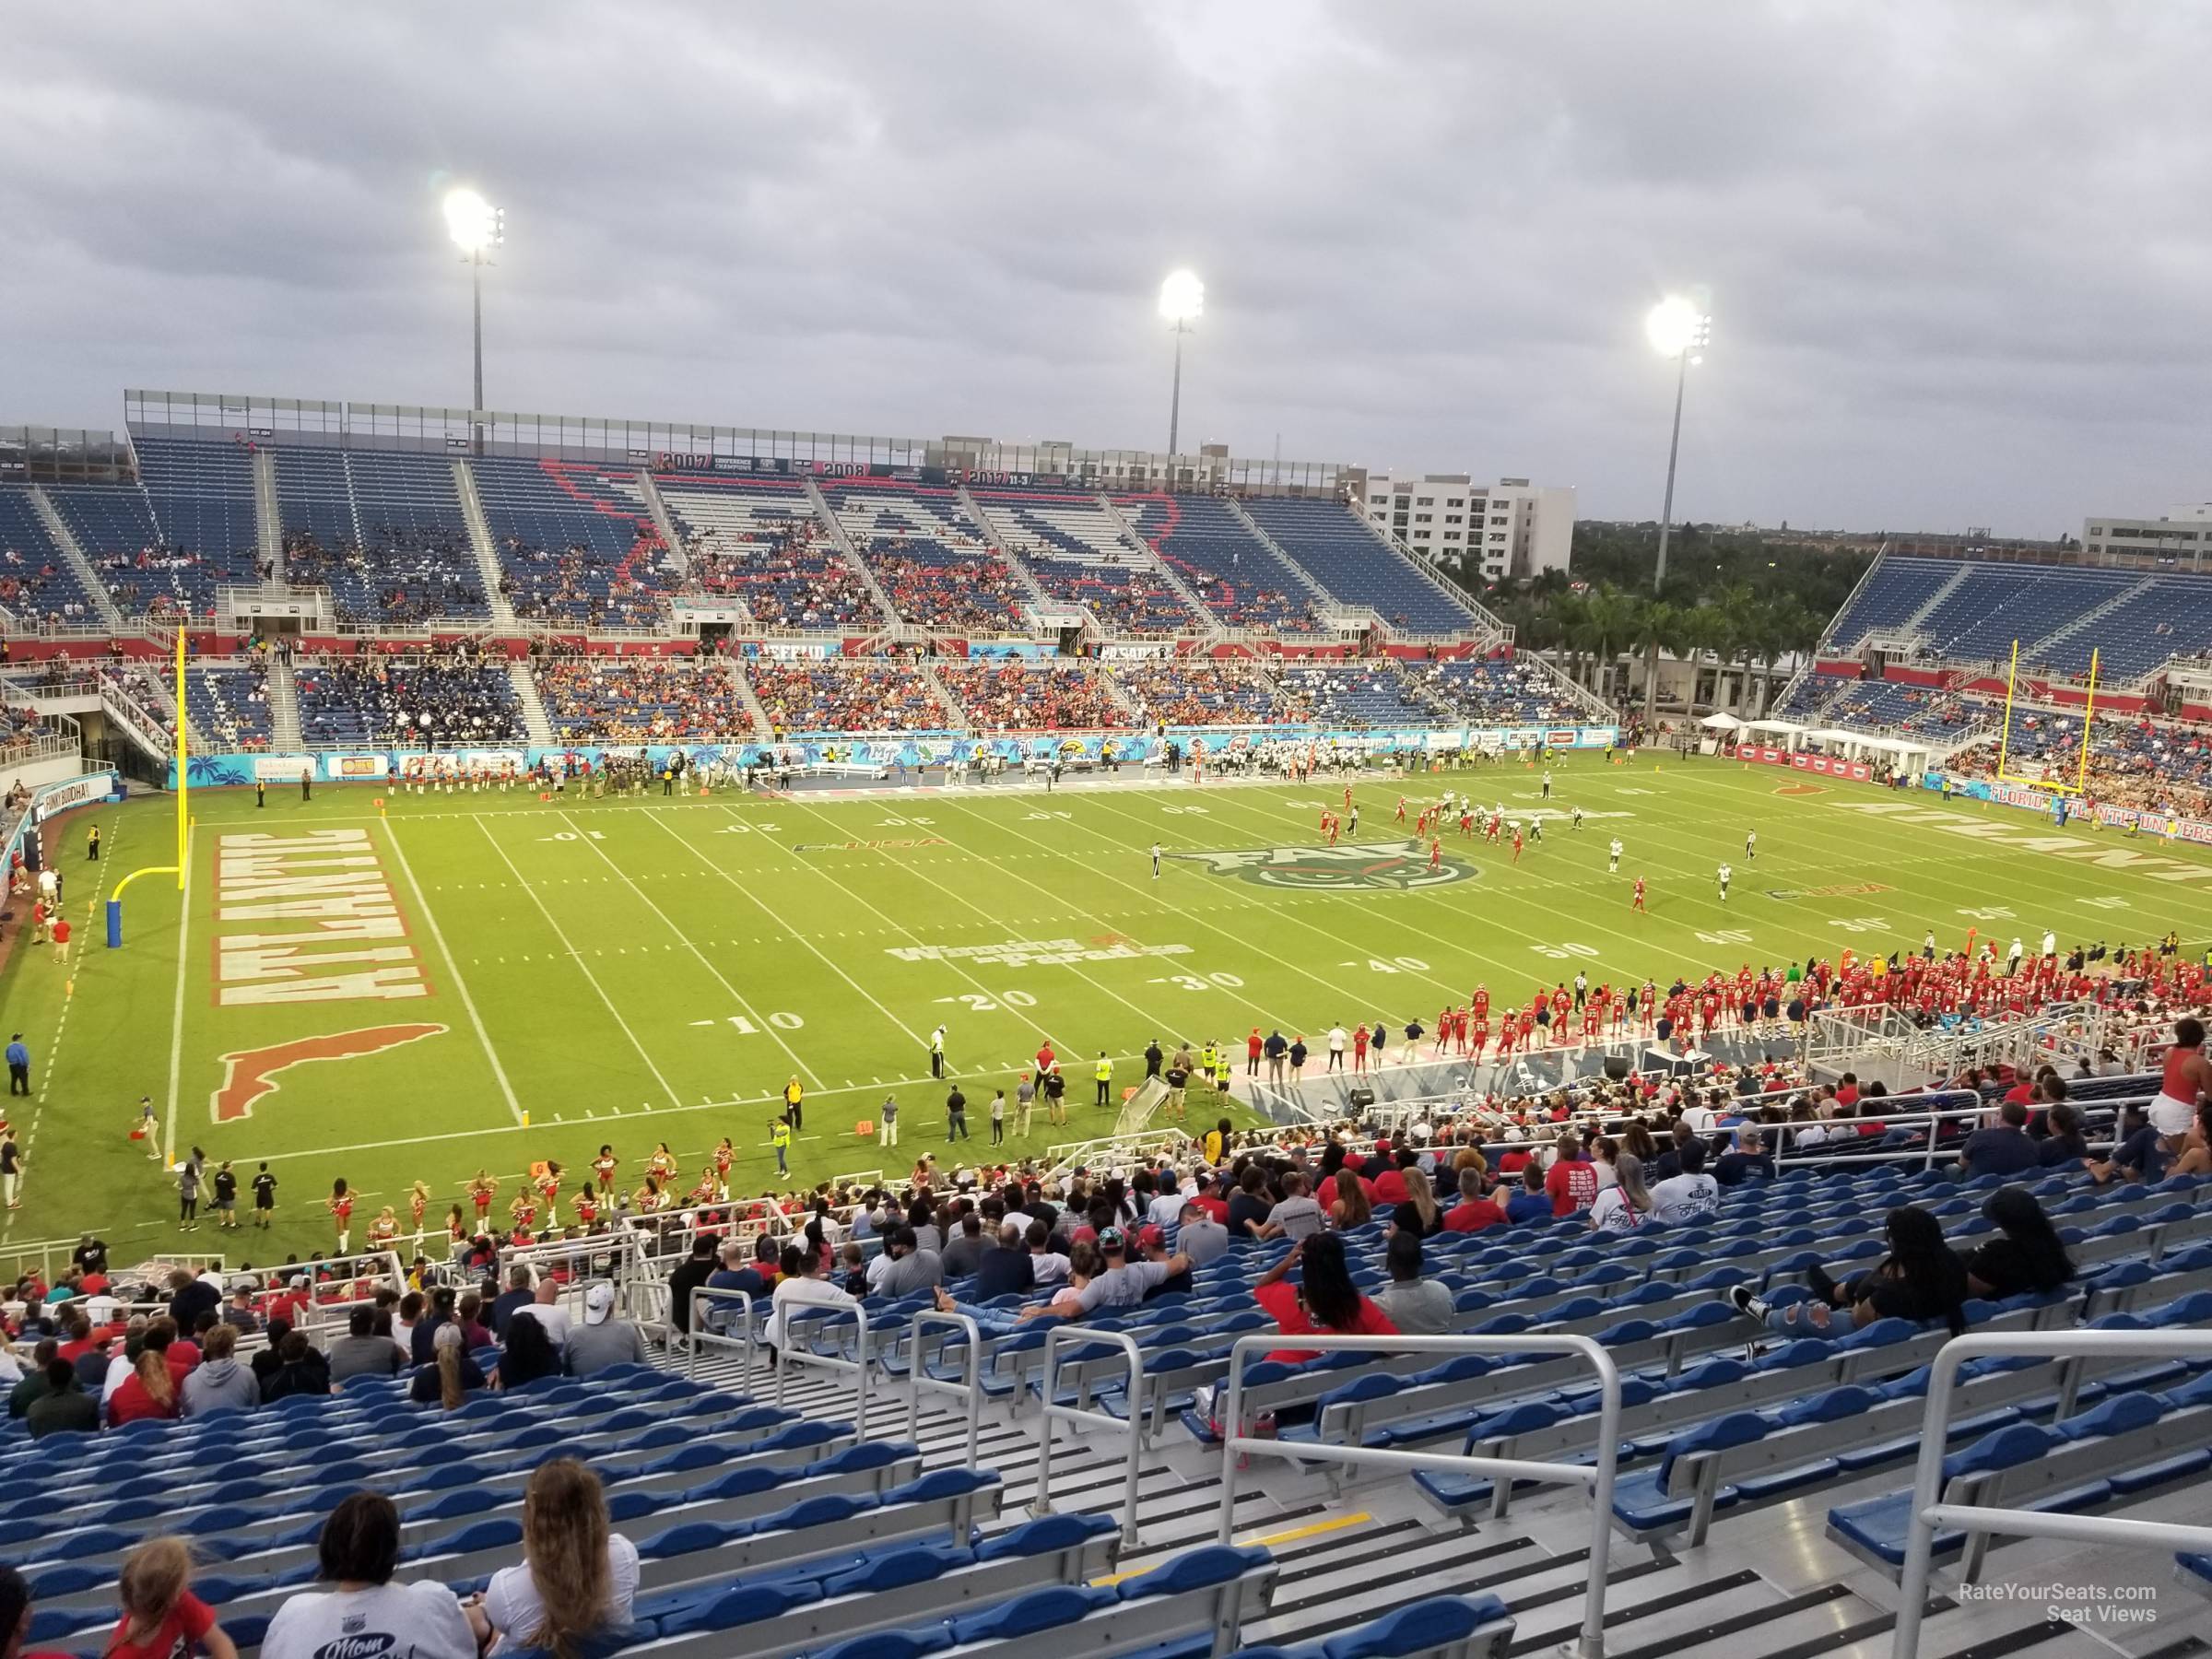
[32,769,121,823]
[1738,746,1873,782]
[322,753,391,781]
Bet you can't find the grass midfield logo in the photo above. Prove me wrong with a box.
[1177,840,1477,891]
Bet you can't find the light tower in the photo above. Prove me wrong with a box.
[1643,295,1711,595]
[443,188,504,453]
[1159,269,1204,456]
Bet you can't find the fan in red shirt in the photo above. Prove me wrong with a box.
[1251,1234,1398,1363]
[101,1537,225,1659]
[107,1322,194,1426]
[1443,1166,1507,1231]
[1544,1136,1599,1216]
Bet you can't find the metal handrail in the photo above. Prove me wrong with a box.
[1033,1324,1145,1546]
[773,1297,872,1434]
[1891,1329,2212,1657]
[1215,1332,1621,1659]
[1776,1095,2142,1171]
[905,1310,982,1466]
[685,1286,757,1393]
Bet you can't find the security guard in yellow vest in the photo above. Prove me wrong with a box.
[1094,1052,1113,1107]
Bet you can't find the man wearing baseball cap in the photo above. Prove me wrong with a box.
[1064,1226,1193,1319]
[565,1281,650,1378]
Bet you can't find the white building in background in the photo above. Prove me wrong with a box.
[2082,504,2212,570]
[1352,471,1576,583]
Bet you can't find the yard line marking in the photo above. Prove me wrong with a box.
[230,1053,1160,1163]
[161,825,194,1168]
[472,818,684,1111]
[772,799,1239,1041]
[384,818,526,1126]
[724,802,1076,1053]
[636,810,925,1047]
[935,795,1322,1026]
[555,809,822,1088]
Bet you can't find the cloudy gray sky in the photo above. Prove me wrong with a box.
[3,2,2205,536]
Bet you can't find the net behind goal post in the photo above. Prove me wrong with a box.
[1995,638,2098,796]
[1113,1076,1170,1138]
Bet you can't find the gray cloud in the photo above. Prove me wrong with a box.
[2,1,2206,535]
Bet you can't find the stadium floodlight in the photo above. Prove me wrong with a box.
[1159,269,1204,455]
[442,188,504,451]
[1642,294,1712,724]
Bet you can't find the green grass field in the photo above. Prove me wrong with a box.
[6,752,2209,1268]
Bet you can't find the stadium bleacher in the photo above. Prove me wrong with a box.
[824,484,1029,635]
[1403,657,1584,724]
[1115,660,1301,727]
[1277,664,1435,728]
[747,658,956,733]
[474,457,677,629]
[1112,495,1325,635]
[658,476,884,630]
[969,490,1204,637]
[43,482,166,616]
[183,662,274,752]
[294,653,527,747]
[129,436,267,616]
[276,449,489,625]
[934,663,1133,732]
[0,485,100,627]
[1240,498,1477,634]
[535,655,758,743]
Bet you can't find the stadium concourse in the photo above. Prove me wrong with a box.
[14,433,2212,1654]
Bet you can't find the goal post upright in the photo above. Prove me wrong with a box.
[1995,638,2018,782]
[107,629,189,948]
[2076,645,2099,797]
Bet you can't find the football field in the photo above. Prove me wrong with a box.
[6,751,2210,1265]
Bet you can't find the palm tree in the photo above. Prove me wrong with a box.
[1634,599,1686,725]
[1581,584,1638,705]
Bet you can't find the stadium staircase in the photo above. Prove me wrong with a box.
[27,486,124,629]
[93,670,176,764]
[1362,515,1515,646]
[454,459,517,629]
[507,659,555,747]
[1896,561,1972,638]
[265,656,302,749]
[1097,493,1226,634]
[915,657,970,733]
[637,471,692,582]
[1225,498,1339,618]
[956,485,1053,619]
[719,653,774,739]
[2017,574,2159,665]
[803,477,908,637]
[252,448,283,580]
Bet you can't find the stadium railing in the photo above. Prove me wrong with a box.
[1213,1331,1621,1659]
[1888,1328,2212,1658]
[777,1300,874,1428]
[907,1308,982,1466]
[686,1286,759,1391]
[1034,1324,1147,1546]
[1773,1095,2142,1171]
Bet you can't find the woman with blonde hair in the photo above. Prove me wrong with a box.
[105,1535,236,1658]
[410,1321,484,1409]
[1589,1152,1653,1233]
[465,1457,638,1656]
[1325,1168,1371,1230]
[108,1318,189,1426]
